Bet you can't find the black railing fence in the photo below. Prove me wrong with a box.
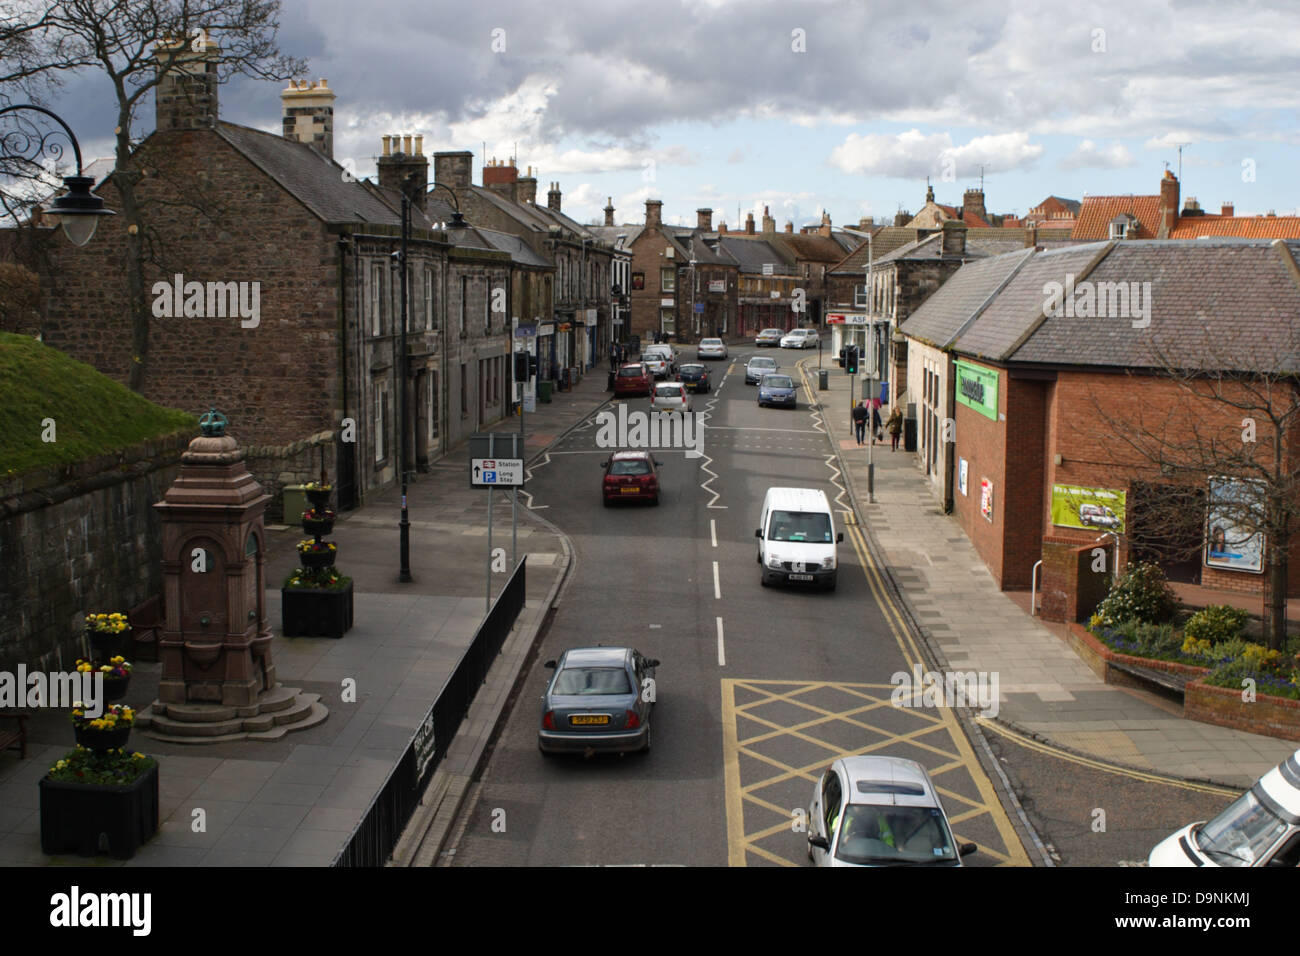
[332,556,527,867]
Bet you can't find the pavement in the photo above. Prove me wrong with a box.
[0,366,610,867]
[796,354,1298,789]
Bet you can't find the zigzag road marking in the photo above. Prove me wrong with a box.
[519,451,551,510]
[697,386,726,509]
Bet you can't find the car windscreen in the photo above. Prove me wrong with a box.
[609,459,651,476]
[552,666,633,695]
[834,805,956,865]
[762,376,793,388]
[618,367,644,377]
[1196,791,1291,866]
[768,510,832,542]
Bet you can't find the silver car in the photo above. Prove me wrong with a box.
[642,345,676,379]
[697,337,728,360]
[744,355,779,384]
[539,646,659,755]
[755,328,783,347]
[807,756,976,866]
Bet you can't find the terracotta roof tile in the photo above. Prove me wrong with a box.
[1071,195,1162,240]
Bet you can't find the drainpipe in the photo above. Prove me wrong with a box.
[337,234,350,502]
[943,354,956,514]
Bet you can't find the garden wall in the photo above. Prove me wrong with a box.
[0,430,192,673]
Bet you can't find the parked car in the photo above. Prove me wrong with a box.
[807,756,976,867]
[539,646,659,755]
[612,362,653,397]
[642,344,676,379]
[755,328,783,347]
[756,487,842,589]
[697,337,728,360]
[1148,748,1300,867]
[676,363,711,392]
[651,381,692,415]
[780,328,819,349]
[1079,503,1121,529]
[744,355,779,384]
[601,449,662,506]
[757,373,798,408]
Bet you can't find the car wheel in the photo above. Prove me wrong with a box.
[760,572,770,587]
[539,742,555,757]
[639,725,651,754]
[603,496,611,507]
[650,494,660,506]
[824,575,837,592]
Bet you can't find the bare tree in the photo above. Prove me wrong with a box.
[38,0,306,390]
[1089,318,1300,650]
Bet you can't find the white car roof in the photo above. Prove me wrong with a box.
[764,486,832,512]
[838,756,940,808]
[1260,749,1300,818]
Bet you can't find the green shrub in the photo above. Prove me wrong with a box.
[1184,605,1250,645]
[1094,562,1178,626]
[1207,637,1253,662]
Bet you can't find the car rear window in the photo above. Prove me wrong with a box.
[680,365,704,374]
[553,666,632,695]
[656,384,683,396]
[618,367,644,377]
[701,339,722,345]
[609,459,651,476]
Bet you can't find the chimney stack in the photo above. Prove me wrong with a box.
[762,205,775,234]
[940,219,968,256]
[1221,202,1234,217]
[745,212,755,234]
[819,210,832,237]
[1158,170,1180,238]
[962,187,986,222]
[696,208,713,232]
[434,150,473,190]
[379,134,429,209]
[1024,223,1037,249]
[153,32,221,132]
[718,221,727,234]
[784,220,794,234]
[645,199,663,228]
[604,197,615,226]
[517,165,537,204]
[484,156,520,202]
[547,182,562,211]
[281,78,336,159]
[894,209,911,227]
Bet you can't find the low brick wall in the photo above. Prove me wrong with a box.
[242,429,338,523]
[1066,623,1211,685]
[0,429,194,673]
[1185,680,1300,743]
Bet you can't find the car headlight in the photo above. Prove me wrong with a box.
[822,557,835,569]
[766,555,784,569]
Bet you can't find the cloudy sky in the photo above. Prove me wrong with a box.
[45,0,1300,227]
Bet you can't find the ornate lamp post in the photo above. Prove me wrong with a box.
[0,105,114,245]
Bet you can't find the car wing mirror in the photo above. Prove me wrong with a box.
[647,659,660,668]
[959,842,977,857]
[544,660,557,669]
[807,834,830,850]
[755,529,763,538]
[837,532,844,543]
[654,459,662,467]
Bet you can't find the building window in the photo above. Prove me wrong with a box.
[424,267,435,330]
[460,276,467,335]
[854,284,866,308]
[1109,220,1128,240]
[371,263,383,335]
[661,267,675,292]
[460,363,468,417]
[660,308,675,334]
[485,278,492,332]
[429,372,439,440]
[374,379,388,463]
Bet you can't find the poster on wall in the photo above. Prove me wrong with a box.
[1050,484,1127,533]
[980,478,993,521]
[958,458,968,496]
[1205,477,1265,573]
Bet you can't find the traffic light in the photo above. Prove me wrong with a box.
[513,351,530,382]
[845,345,858,374]
[527,354,538,378]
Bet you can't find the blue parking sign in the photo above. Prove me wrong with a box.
[484,471,497,483]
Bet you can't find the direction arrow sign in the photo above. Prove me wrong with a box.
[470,457,524,487]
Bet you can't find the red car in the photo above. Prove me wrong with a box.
[612,362,653,397]
[601,450,662,506]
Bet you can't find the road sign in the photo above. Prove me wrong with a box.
[471,458,523,486]
[693,303,704,313]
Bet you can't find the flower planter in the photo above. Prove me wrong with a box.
[73,724,131,753]
[300,548,336,569]
[85,627,130,660]
[39,763,159,860]
[100,673,130,703]
[305,488,333,510]
[302,516,335,536]
[281,581,354,639]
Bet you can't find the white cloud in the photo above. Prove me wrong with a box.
[1058,139,1135,171]
[828,129,1042,179]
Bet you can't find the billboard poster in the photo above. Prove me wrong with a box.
[980,478,993,521]
[1050,484,1127,533]
[958,458,968,496]
[1205,477,1265,573]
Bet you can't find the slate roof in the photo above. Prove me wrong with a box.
[216,122,400,225]
[717,236,798,274]
[663,227,737,266]
[476,227,551,267]
[829,227,923,273]
[587,224,643,247]
[898,248,1036,348]
[467,185,553,233]
[1010,239,1300,372]
[1071,195,1162,240]
[769,233,849,262]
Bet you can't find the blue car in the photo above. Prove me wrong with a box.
[539,647,659,755]
[757,373,798,408]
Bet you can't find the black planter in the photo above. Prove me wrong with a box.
[100,673,130,703]
[85,628,129,660]
[305,488,333,510]
[40,763,159,860]
[302,516,335,536]
[300,548,336,569]
[281,581,354,639]
[74,723,131,753]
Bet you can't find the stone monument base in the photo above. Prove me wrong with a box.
[135,684,328,743]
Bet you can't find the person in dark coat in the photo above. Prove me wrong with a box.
[871,402,883,445]
[851,401,868,445]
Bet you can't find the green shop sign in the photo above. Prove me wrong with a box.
[954,360,999,420]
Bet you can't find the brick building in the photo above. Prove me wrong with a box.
[25,44,514,515]
[899,238,1300,618]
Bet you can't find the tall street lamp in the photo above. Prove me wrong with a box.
[0,104,114,245]
[864,233,875,503]
[396,176,468,582]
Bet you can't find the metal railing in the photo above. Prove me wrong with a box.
[333,555,527,867]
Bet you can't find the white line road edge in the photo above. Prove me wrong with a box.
[713,560,721,600]
[716,616,725,666]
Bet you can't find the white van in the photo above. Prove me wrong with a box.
[1148,748,1300,867]
[756,487,843,590]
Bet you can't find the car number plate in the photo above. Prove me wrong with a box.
[789,573,814,581]
[570,714,609,725]
[620,487,640,494]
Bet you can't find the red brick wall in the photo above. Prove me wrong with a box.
[1003,376,1048,586]
[951,364,1007,583]
[629,229,673,341]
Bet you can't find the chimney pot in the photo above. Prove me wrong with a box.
[1221,202,1234,216]
[403,134,412,155]
[415,135,423,156]
[382,135,391,156]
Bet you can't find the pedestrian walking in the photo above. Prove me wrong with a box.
[871,402,883,445]
[609,342,618,370]
[851,401,868,445]
[887,406,903,451]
